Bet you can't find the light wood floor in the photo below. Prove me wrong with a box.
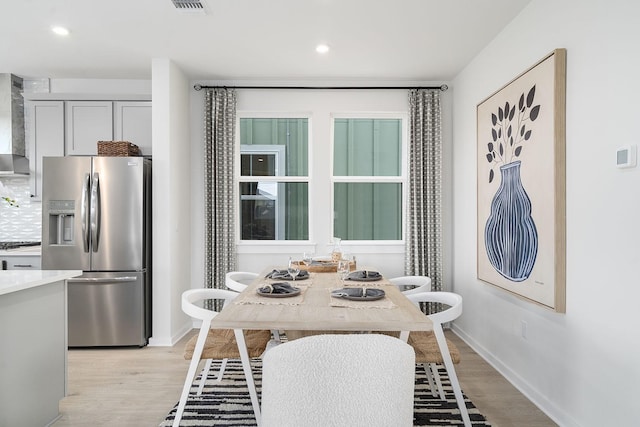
[53,330,557,427]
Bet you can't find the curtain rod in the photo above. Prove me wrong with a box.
[193,84,448,91]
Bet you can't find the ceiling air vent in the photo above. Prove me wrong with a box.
[171,0,208,14]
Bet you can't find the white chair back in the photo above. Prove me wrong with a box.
[181,288,238,321]
[406,291,463,325]
[261,334,416,427]
[225,271,259,292]
[388,275,432,295]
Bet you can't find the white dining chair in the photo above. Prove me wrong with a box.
[225,270,282,346]
[173,288,271,427]
[406,291,471,427]
[225,271,259,292]
[389,275,432,295]
[261,333,416,427]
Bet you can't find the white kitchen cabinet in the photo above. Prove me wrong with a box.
[0,272,80,427]
[65,101,152,156]
[114,101,152,156]
[0,255,42,270]
[26,99,151,198]
[65,101,114,156]
[25,101,65,199]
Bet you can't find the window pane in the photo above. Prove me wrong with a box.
[334,118,401,176]
[241,153,276,176]
[334,183,401,240]
[240,118,308,176]
[240,182,309,240]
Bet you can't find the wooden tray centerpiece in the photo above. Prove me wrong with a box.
[294,257,356,273]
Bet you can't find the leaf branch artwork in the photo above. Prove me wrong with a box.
[477,48,566,312]
[485,85,541,183]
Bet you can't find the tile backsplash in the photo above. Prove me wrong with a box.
[0,177,41,241]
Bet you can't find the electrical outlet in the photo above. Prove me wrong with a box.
[521,320,528,339]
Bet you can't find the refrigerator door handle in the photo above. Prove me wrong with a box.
[90,172,100,253]
[67,276,139,284]
[81,173,91,253]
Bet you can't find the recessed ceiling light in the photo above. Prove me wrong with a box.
[51,26,70,36]
[316,44,330,54]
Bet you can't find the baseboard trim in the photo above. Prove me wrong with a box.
[451,324,577,427]
[148,322,193,347]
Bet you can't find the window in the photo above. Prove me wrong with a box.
[238,118,309,241]
[237,114,406,245]
[332,117,405,241]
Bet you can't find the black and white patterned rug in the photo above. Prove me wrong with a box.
[161,359,491,426]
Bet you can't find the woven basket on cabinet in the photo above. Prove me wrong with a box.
[97,141,141,156]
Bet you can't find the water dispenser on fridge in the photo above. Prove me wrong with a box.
[47,200,75,245]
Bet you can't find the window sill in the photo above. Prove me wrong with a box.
[236,241,405,255]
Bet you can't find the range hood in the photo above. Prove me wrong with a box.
[0,74,29,175]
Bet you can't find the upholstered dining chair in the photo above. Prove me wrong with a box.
[406,291,471,427]
[225,270,281,345]
[173,288,271,427]
[261,333,416,427]
[388,275,432,295]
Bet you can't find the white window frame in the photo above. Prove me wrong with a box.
[235,112,313,250]
[330,112,409,245]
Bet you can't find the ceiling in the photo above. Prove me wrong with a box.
[1,0,531,83]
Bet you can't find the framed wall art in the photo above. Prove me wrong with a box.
[477,48,566,312]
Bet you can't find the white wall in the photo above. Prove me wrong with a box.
[189,86,453,290]
[48,79,151,95]
[451,1,640,426]
[149,59,193,346]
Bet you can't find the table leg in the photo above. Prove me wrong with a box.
[234,328,262,426]
[399,330,409,342]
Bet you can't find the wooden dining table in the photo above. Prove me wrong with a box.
[210,267,433,425]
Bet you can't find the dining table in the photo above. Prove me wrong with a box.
[210,266,433,425]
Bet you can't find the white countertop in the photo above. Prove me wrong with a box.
[0,270,82,296]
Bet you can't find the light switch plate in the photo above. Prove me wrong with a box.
[616,145,637,168]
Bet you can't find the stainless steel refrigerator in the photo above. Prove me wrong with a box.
[42,156,151,347]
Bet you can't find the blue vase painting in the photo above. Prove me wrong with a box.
[482,84,541,282]
[484,161,537,281]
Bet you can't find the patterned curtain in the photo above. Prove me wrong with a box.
[407,89,443,312]
[204,88,237,310]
